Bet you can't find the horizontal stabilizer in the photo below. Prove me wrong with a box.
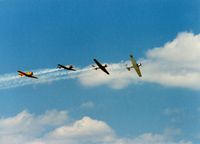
[126,67,131,71]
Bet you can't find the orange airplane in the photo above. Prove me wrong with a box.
[17,70,38,79]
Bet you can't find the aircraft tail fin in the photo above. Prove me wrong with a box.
[127,67,131,71]
[125,64,131,71]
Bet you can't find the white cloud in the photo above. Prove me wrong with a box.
[46,116,114,144]
[0,110,68,135]
[141,32,200,90]
[117,133,191,144]
[0,110,192,144]
[0,110,68,144]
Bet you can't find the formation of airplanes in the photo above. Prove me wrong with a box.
[17,54,142,79]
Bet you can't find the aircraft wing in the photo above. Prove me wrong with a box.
[130,55,137,67]
[70,68,76,71]
[58,64,65,69]
[17,70,26,76]
[133,66,142,77]
[29,75,38,79]
[101,67,110,75]
[93,59,102,67]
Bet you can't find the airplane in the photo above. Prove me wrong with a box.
[57,64,76,71]
[92,59,110,75]
[126,54,142,77]
[58,64,76,71]
[17,70,38,79]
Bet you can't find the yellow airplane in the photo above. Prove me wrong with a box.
[126,54,142,77]
[17,70,38,79]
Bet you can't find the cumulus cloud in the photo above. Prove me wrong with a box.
[0,110,68,134]
[46,116,114,144]
[141,32,200,89]
[0,110,68,144]
[0,110,192,144]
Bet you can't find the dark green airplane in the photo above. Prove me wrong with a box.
[92,59,110,75]
[57,64,76,71]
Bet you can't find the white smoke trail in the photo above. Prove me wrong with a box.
[0,64,126,90]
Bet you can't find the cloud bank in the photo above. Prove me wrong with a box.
[0,110,192,144]
[0,32,200,90]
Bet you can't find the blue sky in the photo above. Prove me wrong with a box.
[0,0,200,144]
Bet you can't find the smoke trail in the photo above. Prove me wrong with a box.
[0,69,75,89]
[0,64,125,90]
